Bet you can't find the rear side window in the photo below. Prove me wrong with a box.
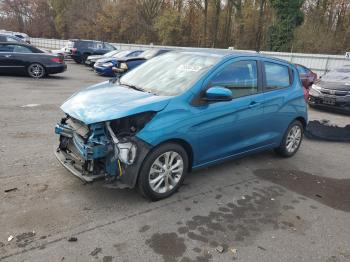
[13,45,32,53]
[264,62,290,90]
[0,44,14,52]
[210,60,258,98]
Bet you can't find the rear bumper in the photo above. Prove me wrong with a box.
[46,64,67,74]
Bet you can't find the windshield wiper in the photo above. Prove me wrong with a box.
[120,82,154,93]
[123,83,146,92]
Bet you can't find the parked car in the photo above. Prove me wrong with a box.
[51,47,67,57]
[308,65,350,113]
[55,50,307,200]
[112,48,171,76]
[66,39,117,64]
[0,30,30,43]
[295,64,317,89]
[93,49,144,76]
[85,50,121,67]
[0,34,27,43]
[0,42,67,78]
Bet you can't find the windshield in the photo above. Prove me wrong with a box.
[103,50,120,57]
[322,67,350,83]
[120,52,221,96]
[112,50,135,58]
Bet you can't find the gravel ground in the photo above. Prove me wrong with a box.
[0,62,350,262]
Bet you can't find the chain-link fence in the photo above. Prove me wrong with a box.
[30,37,350,75]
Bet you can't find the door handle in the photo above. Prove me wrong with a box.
[249,101,261,108]
[4,55,11,58]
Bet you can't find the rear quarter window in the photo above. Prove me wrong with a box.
[264,62,291,91]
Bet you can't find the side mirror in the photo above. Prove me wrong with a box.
[112,66,126,74]
[204,86,233,101]
[112,63,128,74]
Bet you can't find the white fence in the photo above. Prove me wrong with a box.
[30,37,350,75]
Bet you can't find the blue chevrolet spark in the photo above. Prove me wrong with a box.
[55,50,307,200]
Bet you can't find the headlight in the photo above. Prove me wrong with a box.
[102,62,113,67]
[119,63,128,70]
[309,84,322,96]
[311,84,322,91]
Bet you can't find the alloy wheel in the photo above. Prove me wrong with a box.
[286,125,302,153]
[148,151,184,194]
[28,63,45,78]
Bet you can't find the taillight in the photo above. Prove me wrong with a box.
[51,57,62,63]
[303,87,309,102]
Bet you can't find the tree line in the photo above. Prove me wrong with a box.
[1,0,350,54]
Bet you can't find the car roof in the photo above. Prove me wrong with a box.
[173,49,290,64]
[0,41,31,46]
[69,39,102,43]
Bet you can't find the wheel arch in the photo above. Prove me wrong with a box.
[295,116,307,129]
[151,138,194,172]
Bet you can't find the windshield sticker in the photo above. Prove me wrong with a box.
[177,64,202,72]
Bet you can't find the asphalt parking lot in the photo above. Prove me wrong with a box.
[0,61,350,262]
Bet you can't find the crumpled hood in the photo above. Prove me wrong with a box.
[60,81,171,124]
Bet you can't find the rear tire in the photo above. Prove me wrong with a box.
[73,58,81,64]
[138,143,188,201]
[81,54,89,64]
[275,120,304,157]
[27,63,45,78]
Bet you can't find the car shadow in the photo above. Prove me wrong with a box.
[0,73,69,80]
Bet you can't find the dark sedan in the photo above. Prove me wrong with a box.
[309,65,350,113]
[112,48,171,76]
[0,42,66,78]
[93,49,144,76]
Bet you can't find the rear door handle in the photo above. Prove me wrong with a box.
[249,101,261,108]
[4,55,12,58]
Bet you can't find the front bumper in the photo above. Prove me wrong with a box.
[54,119,151,187]
[94,66,114,76]
[55,148,104,182]
[308,92,350,113]
[85,60,96,67]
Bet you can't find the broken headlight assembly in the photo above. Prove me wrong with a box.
[55,111,156,184]
[106,111,156,163]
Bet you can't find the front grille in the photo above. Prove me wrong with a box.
[320,89,348,96]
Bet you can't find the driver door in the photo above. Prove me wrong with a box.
[191,59,266,166]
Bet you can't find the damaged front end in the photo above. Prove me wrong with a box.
[54,112,154,188]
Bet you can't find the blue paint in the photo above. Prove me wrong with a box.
[58,50,307,175]
[60,81,171,124]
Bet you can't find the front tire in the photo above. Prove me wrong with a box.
[27,63,45,78]
[275,120,304,157]
[138,143,188,201]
